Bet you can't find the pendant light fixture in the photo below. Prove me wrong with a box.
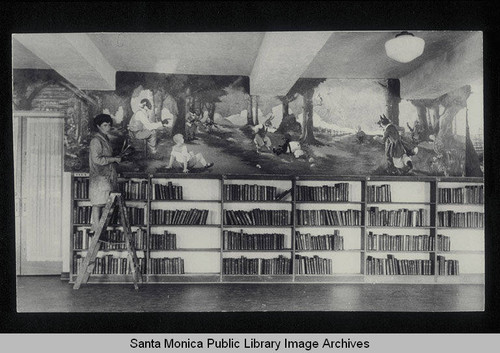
[385,31,425,63]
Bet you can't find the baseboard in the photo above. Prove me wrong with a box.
[60,272,70,281]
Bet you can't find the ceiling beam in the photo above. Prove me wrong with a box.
[249,32,333,96]
[400,32,482,100]
[14,33,116,91]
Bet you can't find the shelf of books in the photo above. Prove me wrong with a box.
[221,176,293,282]
[434,180,484,283]
[69,174,484,284]
[293,177,364,283]
[71,173,149,283]
[148,175,221,282]
[364,179,438,283]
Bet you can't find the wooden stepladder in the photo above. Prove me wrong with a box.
[73,192,143,290]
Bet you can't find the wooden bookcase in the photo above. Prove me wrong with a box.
[69,174,484,284]
[222,175,293,282]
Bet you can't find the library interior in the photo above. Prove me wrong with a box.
[12,31,485,313]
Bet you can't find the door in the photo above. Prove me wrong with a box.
[14,112,65,275]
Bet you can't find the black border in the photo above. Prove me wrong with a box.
[1,1,499,333]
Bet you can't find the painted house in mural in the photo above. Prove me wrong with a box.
[12,32,483,177]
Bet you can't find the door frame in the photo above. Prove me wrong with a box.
[14,111,65,275]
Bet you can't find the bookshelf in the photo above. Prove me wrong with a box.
[222,176,293,282]
[435,180,484,283]
[364,178,435,283]
[294,177,364,283]
[149,175,221,282]
[69,174,484,284]
[71,172,148,283]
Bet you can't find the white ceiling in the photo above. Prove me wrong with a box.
[12,31,482,99]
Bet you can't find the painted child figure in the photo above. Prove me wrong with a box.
[273,133,293,155]
[185,108,202,141]
[166,134,214,173]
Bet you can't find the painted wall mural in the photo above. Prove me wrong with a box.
[12,69,483,176]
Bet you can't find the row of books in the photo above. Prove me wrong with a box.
[294,255,333,275]
[150,231,177,250]
[223,209,291,226]
[222,256,292,275]
[367,207,428,227]
[152,182,183,200]
[109,206,146,226]
[73,179,484,204]
[73,228,147,250]
[367,184,391,203]
[73,177,89,199]
[366,232,451,252]
[150,209,209,225]
[148,257,185,274]
[224,184,278,201]
[295,230,344,251]
[74,206,145,226]
[73,254,146,275]
[295,209,362,226]
[74,206,93,224]
[223,256,263,275]
[223,230,286,250]
[436,255,460,275]
[73,229,91,250]
[437,211,484,228]
[295,183,349,202]
[261,255,292,275]
[73,230,178,251]
[438,185,484,204]
[118,180,149,200]
[365,255,433,275]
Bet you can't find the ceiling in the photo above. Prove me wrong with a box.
[12,31,482,99]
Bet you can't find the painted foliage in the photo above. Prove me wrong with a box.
[13,70,483,176]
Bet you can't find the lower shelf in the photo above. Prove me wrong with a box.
[69,273,484,284]
[70,274,140,284]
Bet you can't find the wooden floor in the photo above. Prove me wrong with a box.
[16,276,484,313]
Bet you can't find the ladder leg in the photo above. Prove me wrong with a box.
[116,195,143,290]
[73,194,117,289]
[73,231,102,289]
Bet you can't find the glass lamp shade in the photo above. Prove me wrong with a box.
[385,32,425,63]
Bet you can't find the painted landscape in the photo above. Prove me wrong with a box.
[13,70,484,177]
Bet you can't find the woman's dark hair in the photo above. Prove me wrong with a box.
[140,98,152,110]
[93,113,113,128]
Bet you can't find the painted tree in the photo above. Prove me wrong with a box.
[434,85,471,141]
[278,92,298,119]
[410,99,434,141]
[431,85,477,176]
[464,110,482,177]
[280,96,290,117]
[165,75,247,135]
[378,79,401,126]
[246,96,254,126]
[192,76,243,127]
[287,78,326,145]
